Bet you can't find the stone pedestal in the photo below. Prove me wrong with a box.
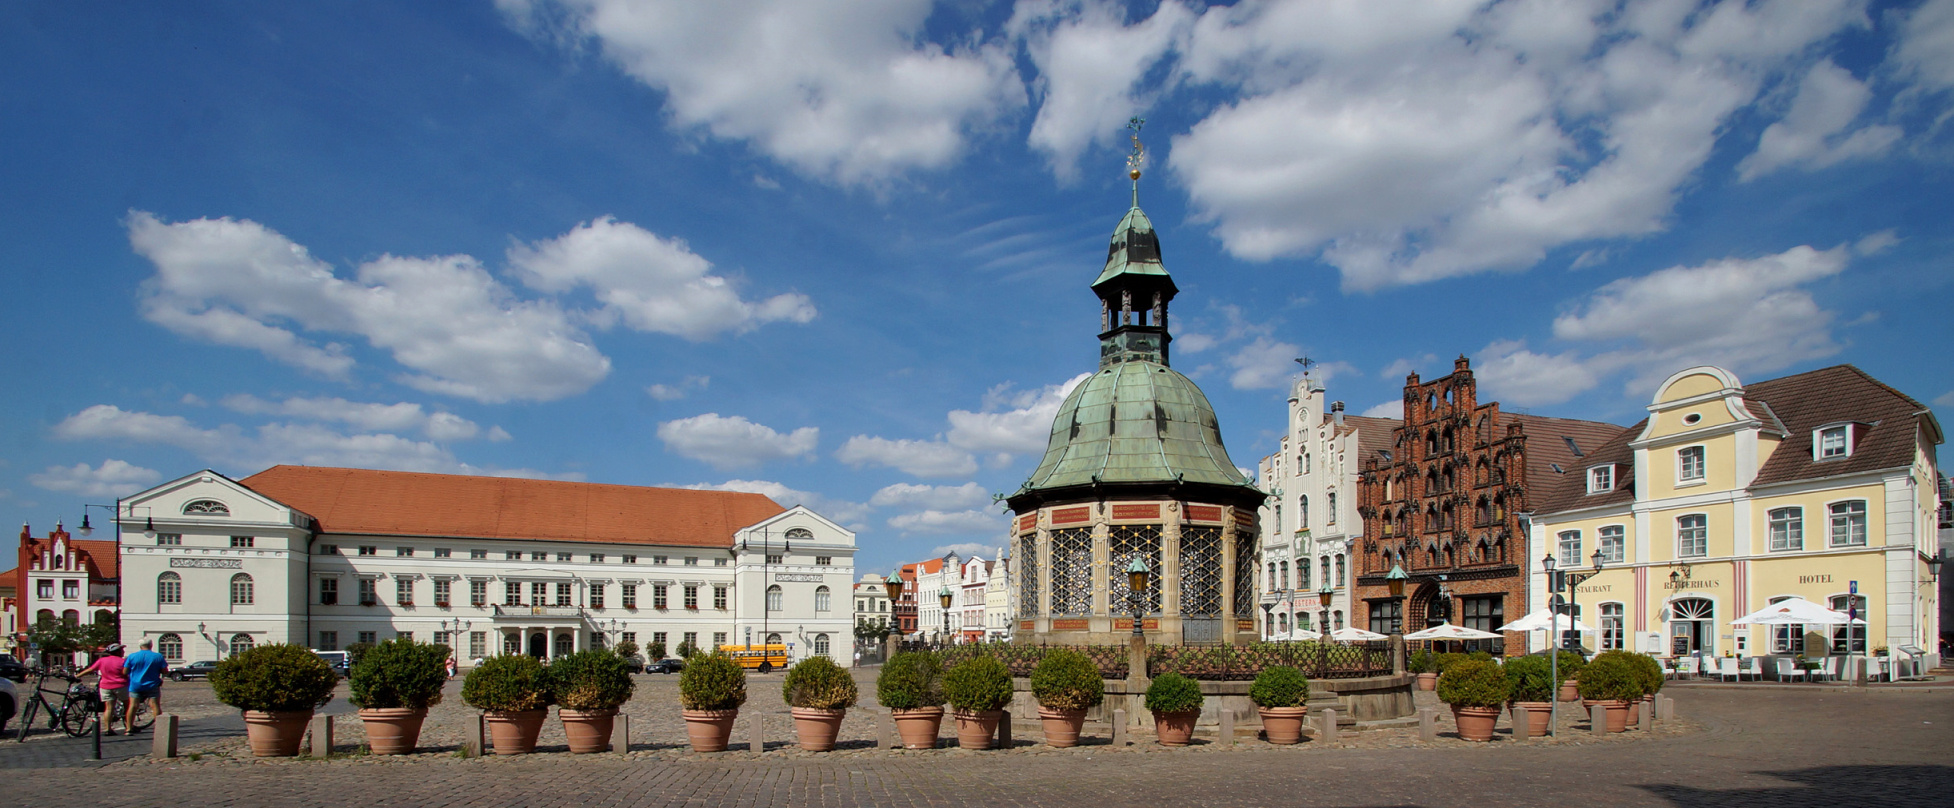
[308,714,333,758]
[1318,708,1339,743]
[1417,707,1437,742]
[748,712,765,754]
[151,714,178,759]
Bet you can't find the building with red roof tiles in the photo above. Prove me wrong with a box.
[10,524,122,659]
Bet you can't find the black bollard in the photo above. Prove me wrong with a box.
[93,713,102,760]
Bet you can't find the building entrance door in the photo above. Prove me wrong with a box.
[528,632,547,658]
[1668,597,1714,656]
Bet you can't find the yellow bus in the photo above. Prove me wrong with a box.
[719,643,789,670]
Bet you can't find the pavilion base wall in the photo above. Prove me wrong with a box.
[1009,674,1413,728]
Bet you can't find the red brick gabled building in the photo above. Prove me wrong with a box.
[1355,357,1625,653]
[10,524,122,658]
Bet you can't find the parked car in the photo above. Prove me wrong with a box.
[169,660,220,681]
[0,654,26,683]
[645,658,685,675]
[312,650,351,678]
[0,675,16,737]
[622,655,646,674]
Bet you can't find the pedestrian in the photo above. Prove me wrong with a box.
[80,643,130,735]
[445,655,457,679]
[124,639,168,725]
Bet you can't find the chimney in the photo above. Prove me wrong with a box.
[1332,401,1345,428]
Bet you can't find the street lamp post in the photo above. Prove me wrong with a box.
[1543,549,1605,738]
[938,587,953,647]
[1127,557,1151,638]
[883,573,905,659]
[1386,563,1408,673]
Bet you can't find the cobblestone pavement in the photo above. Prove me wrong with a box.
[8,679,1950,806]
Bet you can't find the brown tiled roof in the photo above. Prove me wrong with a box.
[1744,364,1937,486]
[1338,414,1404,465]
[240,465,784,548]
[1532,419,1643,516]
[1503,413,1631,495]
[72,539,120,580]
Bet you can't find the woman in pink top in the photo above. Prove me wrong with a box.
[82,643,131,735]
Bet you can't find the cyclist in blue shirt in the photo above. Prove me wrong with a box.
[124,638,169,725]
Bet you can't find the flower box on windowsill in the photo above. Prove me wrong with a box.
[360,600,378,607]
[399,601,415,607]
[434,601,450,608]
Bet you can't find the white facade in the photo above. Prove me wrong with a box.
[913,552,958,642]
[984,552,1013,641]
[958,556,990,642]
[117,469,856,667]
[1256,377,1387,640]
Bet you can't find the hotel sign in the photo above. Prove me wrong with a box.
[774,573,825,583]
[1662,578,1720,590]
[170,558,242,569]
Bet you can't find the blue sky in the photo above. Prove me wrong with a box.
[4,1,1952,576]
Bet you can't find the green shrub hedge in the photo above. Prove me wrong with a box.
[1248,665,1310,708]
[943,656,1013,713]
[348,638,448,710]
[877,651,944,710]
[1501,655,1555,703]
[461,654,553,713]
[783,655,858,710]
[548,650,636,711]
[1144,672,1204,714]
[211,643,339,713]
[679,653,747,711]
[1030,649,1103,711]
[1436,659,1511,708]
[1576,652,1645,702]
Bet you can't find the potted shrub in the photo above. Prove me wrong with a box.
[942,656,1012,750]
[678,652,746,752]
[1555,650,1587,702]
[210,643,339,757]
[1431,652,1469,677]
[461,654,554,754]
[1248,665,1311,745]
[1575,652,1644,733]
[547,650,635,753]
[1144,672,1204,746]
[647,641,667,661]
[1409,650,1438,691]
[783,655,857,751]
[1029,649,1102,748]
[1501,655,1555,738]
[347,638,448,754]
[1436,658,1510,742]
[1612,651,1663,727]
[878,651,946,749]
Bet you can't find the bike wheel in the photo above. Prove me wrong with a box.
[12,698,35,741]
[63,702,98,738]
[128,699,153,731]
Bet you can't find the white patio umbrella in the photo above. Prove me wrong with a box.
[1327,626,1389,642]
[1497,608,1596,634]
[1728,597,1862,626]
[1402,623,1503,641]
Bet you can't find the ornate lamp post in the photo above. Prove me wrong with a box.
[883,573,904,657]
[1318,584,1334,634]
[1126,557,1151,638]
[938,587,954,647]
[1386,563,1408,673]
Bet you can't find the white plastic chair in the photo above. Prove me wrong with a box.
[1676,657,1697,678]
[1716,657,1738,681]
[1868,657,1887,682]
[1741,657,1762,681]
[1819,656,1839,682]
[1774,657,1807,683]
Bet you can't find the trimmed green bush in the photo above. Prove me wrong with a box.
[462,654,553,713]
[942,656,1013,713]
[211,643,339,713]
[1029,649,1104,711]
[1467,650,1494,662]
[783,655,858,710]
[1248,665,1311,709]
[1432,652,1471,675]
[1408,649,1435,674]
[1575,652,1646,702]
[547,650,636,712]
[1436,659,1511,708]
[612,640,639,661]
[348,638,448,710]
[345,642,376,665]
[1145,672,1204,714]
[678,653,747,711]
[877,650,944,710]
[1552,650,1587,682]
[1626,651,1664,696]
[676,639,700,659]
[1502,655,1555,703]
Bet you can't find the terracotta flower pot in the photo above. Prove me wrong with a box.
[791,707,846,752]
[559,708,617,753]
[1602,700,1632,733]
[891,706,945,749]
[1037,706,1087,748]
[483,709,548,755]
[682,708,740,753]
[1450,705,1501,742]
[1151,709,1199,746]
[1559,680,1580,702]
[1625,699,1642,728]
[357,707,428,755]
[242,709,313,757]
[1257,706,1309,745]
[1417,672,1438,691]
[953,709,1003,750]
[1514,702,1552,737]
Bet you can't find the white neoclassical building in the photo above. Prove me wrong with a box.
[116,466,856,667]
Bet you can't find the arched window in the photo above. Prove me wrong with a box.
[1278,561,1289,589]
[1335,554,1346,584]
[1332,610,1344,629]
[1298,495,1309,530]
[230,633,255,657]
[814,633,831,656]
[183,499,230,515]
[62,609,80,625]
[1320,557,1331,586]
[231,573,254,606]
[158,572,182,605]
[815,585,831,612]
[554,633,573,658]
[1298,559,1311,589]
[158,633,183,661]
[766,585,783,612]
[766,632,782,644]
[784,528,814,540]
[1267,562,1277,592]
[35,609,54,626]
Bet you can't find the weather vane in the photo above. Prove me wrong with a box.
[1295,356,1315,377]
[1126,117,1146,205]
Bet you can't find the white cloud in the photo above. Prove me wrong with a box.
[1935,391,1954,408]
[931,542,1000,560]
[647,375,710,401]
[1381,354,1439,380]
[889,509,1003,536]
[869,482,991,511]
[1738,60,1901,181]
[502,0,1025,185]
[1893,0,1954,93]
[945,373,1089,458]
[834,436,978,478]
[1360,400,1403,419]
[220,394,494,442]
[1472,339,1602,407]
[656,413,818,470]
[1010,0,1196,180]
[508,217,814,340]
[1853,229,1899,256]
[1226,335,1302,390]
[129,211,611,403]
[683,479,870,527]
[28,460,164,499]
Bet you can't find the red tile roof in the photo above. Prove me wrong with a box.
[241,465,784,548]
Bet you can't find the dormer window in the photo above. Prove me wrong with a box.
[1815,425,1852,460]
[1586,465,1615,494]
[183,499,230,516]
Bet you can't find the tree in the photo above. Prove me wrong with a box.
[27,618,84,659]
[646,641,667,660]
[854,618,893,641]
[613,640,640,660]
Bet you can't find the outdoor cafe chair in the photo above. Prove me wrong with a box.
[1819,656,1839,681]
[1718,657,1741,682]
[1774,657,1807,683]
[1741,657,1762,681]
[1675,657,1697,678]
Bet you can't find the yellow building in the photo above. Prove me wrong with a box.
[1528,365,1942,670]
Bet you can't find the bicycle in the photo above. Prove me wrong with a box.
[13,667,103,741]
[108,692,153,732]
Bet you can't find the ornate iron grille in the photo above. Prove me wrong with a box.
[1107,524,1162,615]
[937,642,1129,679]
[1018,532,1039,619]
[1233,527,1259,618]
[1148,640,1390,680]
[1049,527,1093,616]
[1179,526,1223,617]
